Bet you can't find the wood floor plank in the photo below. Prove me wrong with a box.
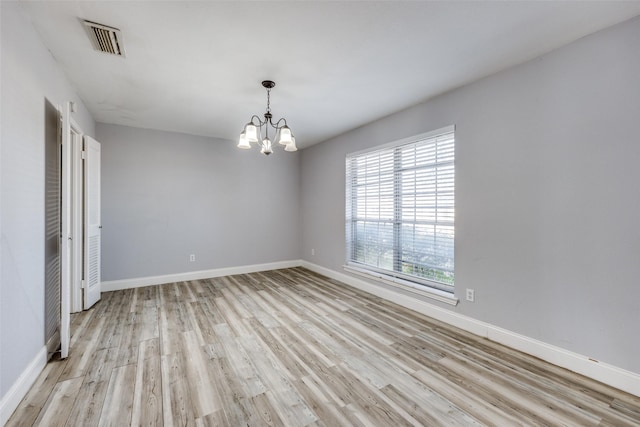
[159,299,193,356]
[98,364,136,427]
[439,355,589,425]
[33,376,83,427]
[237,287,281,329]
[379,383,455,426]
[161,351,197,426]
[411,367,527,426]
[194,410,226,427]
[68,309,94,347]
[131,338,163,426]
[206,356,252,425]
[57,315,106,381]
[5,357,66,427]
[65,346,119,426]
[248,392,287,427]
[181,330,222,417]
[214,294,253,337]
[190,301,219,345]
[238,334,317,426]
[213,322,267,398]
[183,300,207,348]
[450,342,639,425]
[8,267,640,427]
[247,317,310,380]
[297,376,353,427]
[94,291,131,351]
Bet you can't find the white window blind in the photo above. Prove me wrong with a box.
[345,127,455,292]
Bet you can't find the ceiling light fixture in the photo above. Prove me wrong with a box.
[238,80,297,155]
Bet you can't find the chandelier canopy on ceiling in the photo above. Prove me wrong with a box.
[238,80,297,155]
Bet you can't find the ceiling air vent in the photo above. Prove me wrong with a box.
[83,20,125,57]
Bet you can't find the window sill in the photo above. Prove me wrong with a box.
[343,265,459,306]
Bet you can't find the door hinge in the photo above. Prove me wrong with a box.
[81,150,87,159]
[82,279,86,289]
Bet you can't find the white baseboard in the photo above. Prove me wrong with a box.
[102,260,304,292]
[0,346,47,426]
[301,261,640,398]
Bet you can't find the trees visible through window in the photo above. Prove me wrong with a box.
[345,126,455,293]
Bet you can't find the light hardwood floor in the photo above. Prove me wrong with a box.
[7,267,640,426]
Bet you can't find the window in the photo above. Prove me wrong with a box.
[345,126,455,293]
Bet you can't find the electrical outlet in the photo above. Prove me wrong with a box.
[311,248,315,256]
[466,289,475,302]
[189,254,195,262]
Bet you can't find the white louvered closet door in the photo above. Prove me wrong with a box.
[44,101,61,357]
[83,135,101,309]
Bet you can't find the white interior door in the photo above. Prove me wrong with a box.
[83,135,101,309]
[70,126,84,313]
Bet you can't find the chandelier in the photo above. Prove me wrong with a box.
[238,80,297,155]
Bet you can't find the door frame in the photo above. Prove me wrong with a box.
[60,101,84,358]
[60,102,72,359]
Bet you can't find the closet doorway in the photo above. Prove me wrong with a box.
[57,101,102,359]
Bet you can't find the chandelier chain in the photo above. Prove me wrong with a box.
[266,88,271,115]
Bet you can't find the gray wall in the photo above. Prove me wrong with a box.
[301,16,640,374]
[0,2,95,398]
[97,123,301,281]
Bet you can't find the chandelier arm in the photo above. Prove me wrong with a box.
[271,117,288,130]
[250,115,266,127]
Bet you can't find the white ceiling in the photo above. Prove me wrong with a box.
[19,1,640,148]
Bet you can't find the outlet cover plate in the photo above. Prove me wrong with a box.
[466,289,475,302]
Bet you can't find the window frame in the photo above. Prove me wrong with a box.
[345,125,456,300]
